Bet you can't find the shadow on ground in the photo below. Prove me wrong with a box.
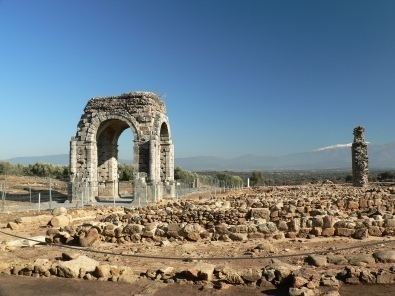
[2,189,67,203]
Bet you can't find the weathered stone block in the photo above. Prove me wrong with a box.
[335,228,354,237]
[249,208,270,220]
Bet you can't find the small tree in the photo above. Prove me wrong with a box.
[377,171,395,182]
[345,175,353,183]
[0,162,13,175]
[174,167,196,185]
[118,164,134,181]
[250,171,264,186]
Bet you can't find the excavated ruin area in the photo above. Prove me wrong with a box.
[1,184,395,295]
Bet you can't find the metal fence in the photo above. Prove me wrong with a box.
[0,176,69,212]
[0,177,235,213]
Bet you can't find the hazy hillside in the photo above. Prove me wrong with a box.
[4,142,395,171]
[6,154,69,166]
[176,142,395,171]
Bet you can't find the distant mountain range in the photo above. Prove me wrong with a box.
[176,142,395,171]
[4,142,395,171]
[6,154,70,166]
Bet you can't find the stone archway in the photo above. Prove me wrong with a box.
[69,92,175,201]
[96,118,134,197]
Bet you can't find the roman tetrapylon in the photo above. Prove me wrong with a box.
[69,92,175,202]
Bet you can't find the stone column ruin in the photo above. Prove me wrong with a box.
[351,126,369,187]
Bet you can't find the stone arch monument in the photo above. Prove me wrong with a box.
[69,92,175,201]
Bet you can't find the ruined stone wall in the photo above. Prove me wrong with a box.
[352,126,368,187]
[51,185,395,245]
[69,92,175,201]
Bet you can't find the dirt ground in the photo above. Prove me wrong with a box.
[1,212,395,276]
[0,275,394,296]
[0,175,68,210]
[0,175,67,195]
[1,215,395,296]
[2,178,395,295]
[0,274,283,296]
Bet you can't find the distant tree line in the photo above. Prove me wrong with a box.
[215,173,243,187]
[377,171,395,182]
[174,167,244,187]
[0,161,69,180]
[2,161,394,186]
[200,169,395,186]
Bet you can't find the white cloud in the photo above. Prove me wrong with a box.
[314,142,370,152]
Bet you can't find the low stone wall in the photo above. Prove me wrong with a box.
[1,249,395,296]
[45,185,395,245]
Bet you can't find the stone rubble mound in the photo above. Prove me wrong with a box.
[45,185,395,245]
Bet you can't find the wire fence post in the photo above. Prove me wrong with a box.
[29,185,32,204]
[85,180,88,205]
[81,185,84,208]
[38,193,41,212]
[87,181,90,203]
[145,184,148,205]
[3,176,7,211]
[73,181,77,209]
[138,183,141,208]
[113,180,116,208]
[154,183,157,203]
[1,184,5,212]
[49,177,52,210]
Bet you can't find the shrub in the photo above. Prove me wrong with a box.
[118,164,134,181]
[250,171,264,186]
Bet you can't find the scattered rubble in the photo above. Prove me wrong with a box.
[42,184,395,246]
[1,249,395,295]
[1,184,395,295]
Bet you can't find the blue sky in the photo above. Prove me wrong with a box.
[1,0,394,160]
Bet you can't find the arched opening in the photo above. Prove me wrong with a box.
[159,122,170,182]
[117,128,134,197]
[96,119,135,197]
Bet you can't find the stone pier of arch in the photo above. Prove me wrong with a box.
[69,92,175,202]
